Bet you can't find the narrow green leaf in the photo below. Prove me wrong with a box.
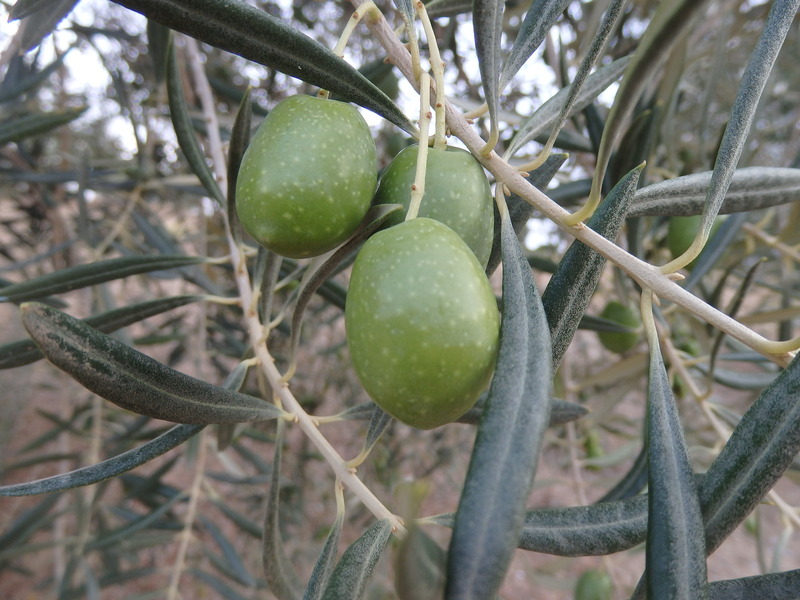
[189,570,251,600]
[303,510,345,600]
[692,0,800,243]
[20,303,285,424]
[111,0,416,134]
[321,519,393,600]
[683,213,748,293]
[391,0,415,30]
[589,0,711,200]
[506,57,630,158]
[499,0,569,91]
[542,164,643,370]
[0,494,61,550]
[596,443,648,503]
[0,424,202,496]
[0,294,202,370]
[458,396,586,427]
[146,20,171,85]
[0,48,72,104]
[0,107,87,146]
[395,524,447,600]
[262,421,303,600]
[9,0,78,51]
[0,255,207,303]
[700,352,800,554]
[200,517,257,588]
[445,206,553,599]
[166,38,226,206]
[707,569,800,600]
[645,342,707,599]
[430,493,648,557]
[486,153,568,276]
[425,0,472,18]
[361,404,394,458]
[472,0,504,144]
[629,167,800,217]
[226,85,253,246]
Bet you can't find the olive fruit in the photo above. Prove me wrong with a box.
[372,145,494,267]
[574,570,613,600]
[597,301,640,354]
[345,217,500,429]
[236,95,377,258]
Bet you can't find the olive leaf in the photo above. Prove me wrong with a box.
[262,420,304,600]
[0,254,207,304]
[505,56,630,158]
[472,0,504,147]
[499,0,570,91]
[320,519,393,600]
[644,341,707,599]
[445,205,553,599]
[166,37,226,207]
[0,47,73,104]
[630,167,800,217]
[302,509,345,600]
[0,107,88,146]
[596,443,648,503]
[689,0,800,248]
[706,570,800,600]
[20,302,285,425]
[226,85,254,246]
[0,294,203,370]
[543,164,643,370]
[111,0,416,134]
[8,0,79,52]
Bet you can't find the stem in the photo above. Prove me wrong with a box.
[417,2,447,150]
[406,72,431,222]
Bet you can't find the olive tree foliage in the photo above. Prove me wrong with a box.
[1,0,800,598]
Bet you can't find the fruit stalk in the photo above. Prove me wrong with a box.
[406,71,431,222]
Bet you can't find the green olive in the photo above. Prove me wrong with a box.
[236,95,377,258]
[372,145,494,267]
[666,214,723,268]
[574,570,613,600]
[345,218,500,429]
[597,301,640,354]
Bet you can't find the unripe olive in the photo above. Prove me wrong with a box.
[597,301,640,354]
[372,145,494,267]
[666,214,723,269]
[345,218,500,429]
[574,570,613,600]
[236,95,377,258]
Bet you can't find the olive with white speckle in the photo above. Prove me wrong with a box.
[236,95,377,258]
[345,217,500,429]
[372,144,494,267]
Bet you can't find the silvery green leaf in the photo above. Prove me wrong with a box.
[111,0,416,134]
[472,0,504,145]
[499,0,570,91]
[20,303,284,425]
[0,107,87,145]
[303,510,345,600]
[644,342,707,599]
[320,519,393,600]
[445,207,553,599]
[506,57,630,158]
[543,164,642,370]
[629,167,800,217]
[707,569,800,600]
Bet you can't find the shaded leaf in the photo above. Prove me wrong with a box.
[303,509,345,600]
[0,47,72,104]
[445,204,553,599]
[596,443,648,503]
[430,493,648,557]
[394,524,446,600]
[499,0,570,91]
[707,569,800,600]
[0,294,202,370]
[506,57,630,158]
[629,167,800,217]
[700,352,800,554]
[20,303,285,424]
[189,570,251,600]
[0,255,207,303]
[111,0,416,134]
[9,0,78,51]
[200,517,257,588]
[166,38,226,206]
[0,424,202,496]
[542,164,643,370]
[146,19,171,85]
[226,85,254,246]
[644,341,707,599]
[425,0,472,18]
[321,519,393,600]
[0,107,87,146]
[262,421,303,600]
[472,0,504,146]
